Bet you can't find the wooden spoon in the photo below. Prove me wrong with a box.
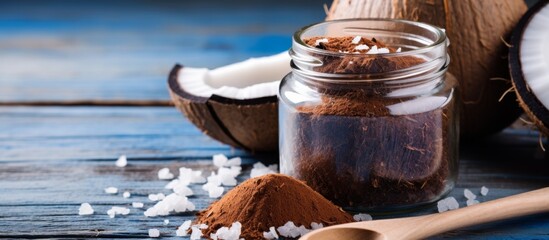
[300,187,549,240]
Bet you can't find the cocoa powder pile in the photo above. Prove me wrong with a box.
[284,36,457,210]
[195,174,354,239]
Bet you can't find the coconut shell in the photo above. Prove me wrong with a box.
[509,0,549,136]
[168,64,278,152]
[327,0,527,139]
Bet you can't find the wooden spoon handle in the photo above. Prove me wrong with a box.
[412,187,549,239]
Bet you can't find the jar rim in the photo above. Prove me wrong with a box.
[293,18,447,57]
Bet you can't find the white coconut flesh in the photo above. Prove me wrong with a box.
[177,52,291,100]
[519,3,549,110]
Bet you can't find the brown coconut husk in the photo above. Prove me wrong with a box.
[168,65,278,152]
[509,0,549,137]
[326,0,527,139]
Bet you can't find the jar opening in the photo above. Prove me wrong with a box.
[290,19,449,86]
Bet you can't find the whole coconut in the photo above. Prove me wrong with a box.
[327,0,527,139]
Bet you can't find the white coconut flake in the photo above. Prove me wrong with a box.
[148,193,166,202]
[353,213,373,221]
[297,225,311,236]
[367,45,379,54]
[144,193,195,217]
[263,226,279,239]
[250,162,278,178]
[123,191,131,198]
[115,155,127,167]
[164,219,170,225]
[104,187,118,194]
[437,197,459,213]
[132,202,144,208]
[396,47,402,53]
[314,38,329,46]
[466,199,480,206]
[208,186,225,198]
[277,221,301,238]
[354,44,370,51]
[179,167,206,184]
[464,189,476,200]
[212,222,241,240]
[377,47,390,54]
[148,228,160,238]
[78,203,94,215]
[310,222,324,230]
[481,186,489,196]
[158,168,174,180]
[351,36,362,44]
[107,206,130,218]
[190,224,208,240]
[176,220,192,237]
[213,154,229,168]
[173,183,194,196]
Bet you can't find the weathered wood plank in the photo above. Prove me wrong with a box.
[0,154,548,239]
[0,0,327,103]
[0,107,549,238]
[0,106,253,161]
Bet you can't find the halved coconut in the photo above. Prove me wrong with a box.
[509,0,549,135]
[168,52,291,151]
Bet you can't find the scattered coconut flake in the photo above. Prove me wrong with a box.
[190,224,208,240]
[466,199,480,206]
[366,45,379,54]
[297,225,311,236]
[158,168,174,180]
[164,219,170,225]
[104,187,118,194]
[277,221,301,238]
[148,193,166,202]
[353,213,373,221]
[314,38,329,46]
[123,191,131,198]
[396,47,402,53]
[263,226,279,239]
[250,162,278,178]
[107,206,130,218]
[213,154,230,168]
[132,202,144,208]
[115,155,127,167]
[173,183,194,196]
[310,222,324,230]
[179,167,206,184]
[354,44,370,51]
[437,197,459,213]
[148,228,160,238]
[211,221,242,240]
[481,186,489,196]
[208,186,225,198]
[377,47,390,54]
[78,203,94,215]
[144,193,195,217]
[464,188,476,200]
[351,36,362,44]
[165,179,181,189]
[176,220,192,237]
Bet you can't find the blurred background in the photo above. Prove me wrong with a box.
[0,0,330,103]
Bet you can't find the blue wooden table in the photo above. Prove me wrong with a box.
[0,0,548,239]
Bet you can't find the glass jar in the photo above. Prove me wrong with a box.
[279,19,459,212]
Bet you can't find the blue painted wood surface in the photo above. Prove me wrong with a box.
[0,0,548,239]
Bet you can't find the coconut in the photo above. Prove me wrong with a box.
[326,0,527,138]
[168,53,291,151]
[509,0,549,136]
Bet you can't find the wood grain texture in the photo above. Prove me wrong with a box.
[0,106,548,239]
[0,0,327,103]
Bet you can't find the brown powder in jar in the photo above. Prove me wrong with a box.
[195,174,354,239]
[286,36,457,210]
